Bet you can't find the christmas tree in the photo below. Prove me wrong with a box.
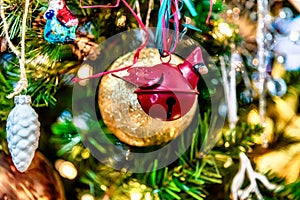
[0,0,299,199]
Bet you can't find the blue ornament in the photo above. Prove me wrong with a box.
[43,0,78,44]
[44,15,76,44]
[45,9,55,20]
[267,78,287,97]
[273,15,300,34]
[240,90,253,105]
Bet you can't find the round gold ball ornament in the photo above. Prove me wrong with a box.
[98,48,198,147]
[0,151,65,200]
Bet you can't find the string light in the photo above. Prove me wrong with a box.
[212,21,233,41]
[247,109,260,124]
[219,22,233,37]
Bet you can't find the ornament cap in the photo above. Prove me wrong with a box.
[14,95,31,105]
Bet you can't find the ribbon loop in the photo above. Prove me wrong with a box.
[73,0,149,82]
[155,0,180,57]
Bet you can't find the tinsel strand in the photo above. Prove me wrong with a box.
[135,0,142,23]
[256,0,269,148]
[145,0,154,28]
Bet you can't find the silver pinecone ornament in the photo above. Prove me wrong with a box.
[6,95,40,172]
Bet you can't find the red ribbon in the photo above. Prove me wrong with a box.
[206,0,213,24]
[74,0,213,82]
[73,0,149,82]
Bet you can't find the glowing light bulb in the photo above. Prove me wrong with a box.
[55,159,78,180]
[252,58,259,66]
[145,192,152,200]
[100,184,107,191]
[224,141,230,148]
[117,15,127,27]
[219,22,233,37]
[247,109,260,124]
[130,191,142,200]
[227,9,233,15]
[81,148,90,159]
[289,30,300,42]
[276,55,285,64]
[81,194,95,200]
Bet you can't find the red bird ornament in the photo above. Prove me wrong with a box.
[113,47,207,121]
[56,5,79,27]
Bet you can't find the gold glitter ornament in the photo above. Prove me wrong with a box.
[98,48,198,147]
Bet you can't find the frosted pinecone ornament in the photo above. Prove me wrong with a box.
[6,95,40,172]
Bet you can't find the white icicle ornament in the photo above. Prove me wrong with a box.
[6,95,40,172]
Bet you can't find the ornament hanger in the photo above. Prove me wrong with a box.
[74,0,213,82]
[155,0,213,57]
[0,0,29,98]
[155,0,180,57]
